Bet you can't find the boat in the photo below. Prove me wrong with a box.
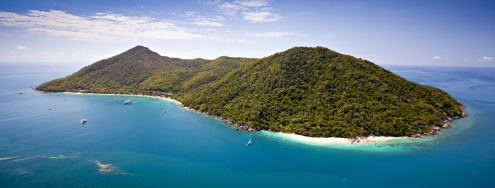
[163,109,166,113]
[81,119,87,124]
[246,137,252,146]
[124,100,133,105]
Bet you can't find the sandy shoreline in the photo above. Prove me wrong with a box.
[55,91,404,145]
[60,92,183,105]
[277,132,402,145]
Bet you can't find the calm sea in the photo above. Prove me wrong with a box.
[0,62,494,187]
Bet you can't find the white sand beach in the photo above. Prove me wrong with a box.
[278,132,401,145]
[61,92,183,105]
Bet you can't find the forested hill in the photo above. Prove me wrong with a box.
[37,46,464,138]
[37,46,256,94]
[37,46,178,93]
[178,47,463,137]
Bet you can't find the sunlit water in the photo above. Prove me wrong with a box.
[0,63,494,187]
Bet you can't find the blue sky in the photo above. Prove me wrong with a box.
[0,0,494,67]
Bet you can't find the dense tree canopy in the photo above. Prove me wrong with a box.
[37,46,463,138]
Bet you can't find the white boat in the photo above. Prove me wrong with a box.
[81,119,87,124]
[124,100,133,104]
[246,137,252,146]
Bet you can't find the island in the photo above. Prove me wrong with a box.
[37,46,466,138]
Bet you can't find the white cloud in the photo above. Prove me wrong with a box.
[185,11,198,16]
[218,2,247,15]
[204,0,222,6]
[0,10,205,42]
[188,15,224,27]
[234,0,268,7]
[481,56,493,61]
[192,19,224,26]
[242,11,283,23]
[173,11,200,17]
[245,32,293,37]
[206,0,282,23]
[432,56,443,60]
[16,45,27,50]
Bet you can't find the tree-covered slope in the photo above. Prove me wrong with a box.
[37,46,464,138]
[139,56,256,93]
[180,47,463,137]
[37,46,257,95]
[37,46,180,93]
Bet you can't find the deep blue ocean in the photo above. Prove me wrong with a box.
[1,62,494,187]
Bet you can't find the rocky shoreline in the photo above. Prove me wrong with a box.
[411,103,467,138]
[182,106,262,132]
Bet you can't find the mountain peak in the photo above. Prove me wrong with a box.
[131,45,149,50]
[111,45,163,64]
[125,45,156,55]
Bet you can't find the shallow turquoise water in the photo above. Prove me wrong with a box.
[0,63,494,187]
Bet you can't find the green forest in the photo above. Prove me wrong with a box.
[37,46,464,138]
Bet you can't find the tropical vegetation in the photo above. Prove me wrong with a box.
[37,46,463,137]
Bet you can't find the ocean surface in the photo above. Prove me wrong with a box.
[0,62,494,187]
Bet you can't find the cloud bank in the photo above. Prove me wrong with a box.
[0,10,206,42]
